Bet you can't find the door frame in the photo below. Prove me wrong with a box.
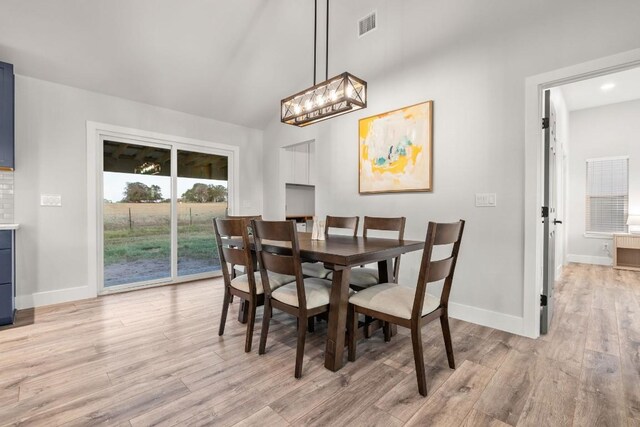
[86,121,240,297]
[523,48,640,338]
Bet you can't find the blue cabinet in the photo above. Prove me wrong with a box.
[0,230,14,325]
[0,61,15,170]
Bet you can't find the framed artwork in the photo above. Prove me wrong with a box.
[358,101,433,194]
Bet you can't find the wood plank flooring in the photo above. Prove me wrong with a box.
[1,263,639,426]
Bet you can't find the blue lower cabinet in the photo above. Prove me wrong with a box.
[0,230,14,326]
[0,283,13,325]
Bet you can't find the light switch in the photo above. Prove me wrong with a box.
[475,193,497,207]
[41,194,62,207]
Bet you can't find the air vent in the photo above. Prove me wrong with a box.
[358,11,377,38]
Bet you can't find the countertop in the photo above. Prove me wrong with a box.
[0,224,19,230]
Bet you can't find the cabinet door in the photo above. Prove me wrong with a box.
[0,61,14,169]
[281,147,294,184]
[307,142,316,185]
[0,230,11,249]
[0,283,13,325]
[292,144,309,185]
[0,248,10,284]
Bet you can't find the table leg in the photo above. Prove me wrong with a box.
[325,267,351,371]
[377,259,397,336]
[378,259,393,283]
[237,299,249,324]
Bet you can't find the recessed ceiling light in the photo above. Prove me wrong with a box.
[600,83,616,91]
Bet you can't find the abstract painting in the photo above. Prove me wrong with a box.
[359,101,433,194]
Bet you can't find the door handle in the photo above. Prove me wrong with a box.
[553,219,563,225]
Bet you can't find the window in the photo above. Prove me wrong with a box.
[585,157,628,234]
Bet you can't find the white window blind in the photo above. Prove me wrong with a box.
[585,157,628,233]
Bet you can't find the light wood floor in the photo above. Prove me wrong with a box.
[1,263,639,426]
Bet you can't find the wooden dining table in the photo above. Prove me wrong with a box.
[245,231,425,371]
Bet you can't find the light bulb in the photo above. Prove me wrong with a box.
[330,90,337,101]
[346,85,353,98]
[305,99,312,111]
[317,95,324,106]
[294,104,302,114]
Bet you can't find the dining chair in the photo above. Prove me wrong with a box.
[302,215,359,279]
[347,220,465,396]
[253,219,340,378]
[226,214,262,279]
[327,216,406,290]
[214,217,294,353]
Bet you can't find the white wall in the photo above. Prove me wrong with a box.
[567,99,640,265]
[14,76,263,308]
[262,5,640,335]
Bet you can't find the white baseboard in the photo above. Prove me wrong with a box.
[16,286,95,310]
[446,300,525,336]
[566,254,612,266]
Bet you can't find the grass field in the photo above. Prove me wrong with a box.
[103,202,227,284]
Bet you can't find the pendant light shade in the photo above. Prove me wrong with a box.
[280,0,367,127]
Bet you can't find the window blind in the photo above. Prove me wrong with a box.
[585,157,628,233]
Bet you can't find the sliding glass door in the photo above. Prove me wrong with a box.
[101,139,230,291]
[177,150,228,276]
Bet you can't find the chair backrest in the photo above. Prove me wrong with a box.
[213,217,258,295]
[412,220,465,319]
[363,216,406,280]
[325,215,359,237]
[252,220,308,310]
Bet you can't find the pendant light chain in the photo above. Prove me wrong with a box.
[313,0,317,85]
[325,0,329,81]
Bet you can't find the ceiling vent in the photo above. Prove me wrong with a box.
[358,11,377,38]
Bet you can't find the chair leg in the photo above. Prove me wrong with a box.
[237,299,249,324]
[364,315,373,338]
[244,301,256,353]
[259,298,272,355]
[347,305,358,362]
[411,324,428,397]
[295,317,307,378]
[218,287,231,336]
[440,314,455,369]
[307,316,315,333]
[383,321,392,342]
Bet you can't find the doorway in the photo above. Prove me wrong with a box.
[525,49,640,337]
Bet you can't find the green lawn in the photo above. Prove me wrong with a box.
[104,223,219,265]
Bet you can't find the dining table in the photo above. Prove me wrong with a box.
[235,231,425,371]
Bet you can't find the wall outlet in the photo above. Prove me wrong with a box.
[41,194,62,207]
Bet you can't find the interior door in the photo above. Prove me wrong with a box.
[541,89,558,334]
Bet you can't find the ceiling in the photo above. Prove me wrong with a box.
[0,1,556,129]
[561,66,640,111]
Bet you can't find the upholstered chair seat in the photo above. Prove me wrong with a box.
[230,271,295,295]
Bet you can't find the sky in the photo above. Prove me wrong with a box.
[103,172,227,202]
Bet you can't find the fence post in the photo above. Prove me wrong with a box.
[129,208,132,230]
[190,208,192,226]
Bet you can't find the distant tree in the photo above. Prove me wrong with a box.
[209,185,228,203]
[121,182,163,203]
[181,183,227,203]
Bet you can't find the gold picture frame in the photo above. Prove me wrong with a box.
[358,101,433,194]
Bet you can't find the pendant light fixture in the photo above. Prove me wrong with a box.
[280,0,367,127]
